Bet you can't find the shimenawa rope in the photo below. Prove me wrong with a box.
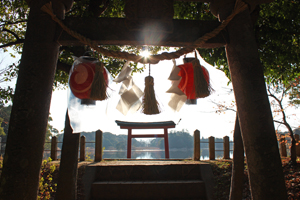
[41,0,248,64]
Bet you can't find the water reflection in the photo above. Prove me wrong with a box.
[103,149,233,160]
[43,148,233,160]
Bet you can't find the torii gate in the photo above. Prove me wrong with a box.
[115,120,176,159]
[0,0,287,200]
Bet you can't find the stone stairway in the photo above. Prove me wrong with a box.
[82,160,214,200]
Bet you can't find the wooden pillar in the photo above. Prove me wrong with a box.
[223,136,230,159]
[127,128,132,158]
[56,111,80,200]
[280,135,287,157]
[209,136,215,160]
[95,130,103,162]
[51,136,57,161]
[164,128,170,159]
[80,135,86,161]
[214,1,287,198]
[0,1,72,199]
[194,130,200,161]
[295,134,300,157]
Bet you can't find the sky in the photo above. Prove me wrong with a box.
[1,49,300,140]
[50,51,237,139]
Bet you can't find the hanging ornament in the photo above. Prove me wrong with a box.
[69,56,109,101]
[179,51,213,102]
[142,64,160,115]
[190,57,212,98]
[178,62,196,103]
[166,59,186,111]
[114,61,144,115]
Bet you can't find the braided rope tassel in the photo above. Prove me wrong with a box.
[142,64,160,115]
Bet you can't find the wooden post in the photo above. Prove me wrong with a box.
[280,135,287,157]
[127,128,132,159]
[295,134,300,157]
[80,135,86,161]
[164,128,170,159]
[223,136,230,159]
[209,136,215,160]
[51,136,57,161]
[56,111,80,200]
[95,130,103,162]
[194,130,200,161]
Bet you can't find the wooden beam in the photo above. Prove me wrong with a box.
[58,17,228,48]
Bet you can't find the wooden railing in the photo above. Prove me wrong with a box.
[48,130,233,161]
[1,131,297,161]
[193,130,231,161]
[279,134,300,157]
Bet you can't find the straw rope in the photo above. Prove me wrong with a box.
[41,0,248,64]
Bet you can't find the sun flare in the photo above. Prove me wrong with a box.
[141,49,150,58]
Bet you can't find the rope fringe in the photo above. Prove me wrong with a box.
[41,0,248,64]
[142,76,160,115]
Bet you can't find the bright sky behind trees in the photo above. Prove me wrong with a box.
[1,49,299,140]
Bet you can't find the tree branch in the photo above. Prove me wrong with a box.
[209,100,236,113]
[0,20,28,27]
[273,120,285,125]
[2,28,20,40]
[0,28,25,48]
[88,0,110,17]
[0,40,25,48]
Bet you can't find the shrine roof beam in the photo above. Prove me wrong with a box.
[58,17,228,48]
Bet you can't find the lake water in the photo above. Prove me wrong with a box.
[43,148,233,160]
[102,148,233,160]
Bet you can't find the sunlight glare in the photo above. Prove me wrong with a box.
[141,47,150,58]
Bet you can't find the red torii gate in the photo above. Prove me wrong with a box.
[115,120,176,159]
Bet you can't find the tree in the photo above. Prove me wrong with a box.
[267,84,298,165]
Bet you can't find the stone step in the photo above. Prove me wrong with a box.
[82,161,214,200]
[92,164,203,181]
[91,180,207,200]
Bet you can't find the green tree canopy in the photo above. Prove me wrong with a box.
[0,0,299,102]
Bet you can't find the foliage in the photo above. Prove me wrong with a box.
[282,158,300,199]
[1,0,299,103]
[258,0,300,85]
[45,116,59,150]
[0,103,58,149]
[0,118,6,138]
[209,158,300,200]
[197,0,300,87]
[0,0,169,102]
[38,157,58,200]
[0,103,11,142]
[287,78,300,106]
